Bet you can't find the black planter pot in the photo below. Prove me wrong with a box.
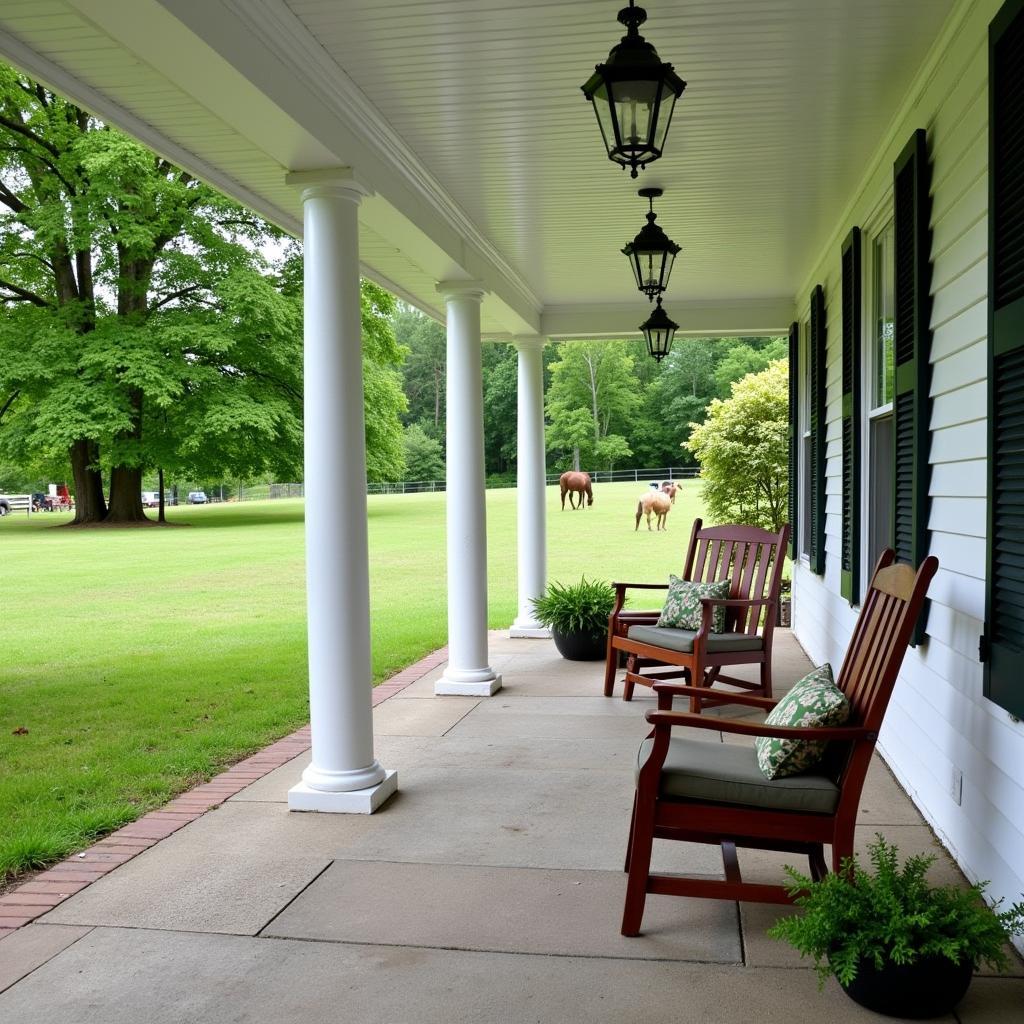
[840,954,973,1019]
[551,627,606,661]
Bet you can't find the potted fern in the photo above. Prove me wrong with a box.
[769,835,1024,1018]
[531,576,616,661]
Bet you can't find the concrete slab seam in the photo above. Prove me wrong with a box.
[0,646,449,941]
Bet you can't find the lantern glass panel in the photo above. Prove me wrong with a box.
[610,79,658,152]
[590,82,616,155]
[652,82,678,153]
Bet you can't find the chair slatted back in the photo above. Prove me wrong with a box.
[837,551,938,729]
[683,520,790,633]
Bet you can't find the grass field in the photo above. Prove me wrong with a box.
[0,479,703,880]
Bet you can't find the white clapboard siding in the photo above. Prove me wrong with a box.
[791,0,1024,934]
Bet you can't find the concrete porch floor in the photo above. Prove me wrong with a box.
[1,631,1021,1023]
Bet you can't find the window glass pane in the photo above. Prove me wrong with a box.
[869,415,894,563]
[873,223,895,408]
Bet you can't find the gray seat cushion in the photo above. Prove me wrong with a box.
[627,624,764,654]
[636,736,840,815]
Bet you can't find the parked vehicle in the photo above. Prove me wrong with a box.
[141,491,160,508]
[0,494,31,517]
[187,491,208,505]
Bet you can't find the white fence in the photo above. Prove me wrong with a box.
[215,468,700,501]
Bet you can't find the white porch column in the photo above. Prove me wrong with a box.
[285,169,396,814]
[510,337,550,637]
[436,282,502,696]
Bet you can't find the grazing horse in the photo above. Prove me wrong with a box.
[560,471,593,510]
[660,482,678,504]
[636,491,671,531]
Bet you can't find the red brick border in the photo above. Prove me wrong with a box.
[0,646,448,941]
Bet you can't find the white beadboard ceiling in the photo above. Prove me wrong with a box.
[283,0,956,305]
[0,0,958,332]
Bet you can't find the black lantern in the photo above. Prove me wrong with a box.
[622,187,680,301]
[640,298,678,361]
[581,0,686,178]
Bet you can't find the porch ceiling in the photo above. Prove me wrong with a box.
[0,0,956,336]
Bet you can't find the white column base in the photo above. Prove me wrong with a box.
[288,770,398,814]
[509,621,551,639]
[435,671,502,696]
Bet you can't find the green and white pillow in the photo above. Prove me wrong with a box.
[755,664,849,780]
[657,576,730,633]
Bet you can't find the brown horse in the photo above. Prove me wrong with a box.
[660,481,678,504]
[560,471,593,510]
[636,491,671,531]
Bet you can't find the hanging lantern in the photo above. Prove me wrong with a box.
[640,298,678,361]
[581,0,686,178]
[622,187,680,300]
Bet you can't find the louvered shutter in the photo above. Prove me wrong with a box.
[809,285,827,575]
[984,0,1024,717]
[787,320,799,558]
[840,229,862,604]
[892,129,934,647]
[893,131,932,579]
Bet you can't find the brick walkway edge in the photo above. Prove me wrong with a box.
[0,647,449,941]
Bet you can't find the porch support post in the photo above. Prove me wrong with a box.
[436,281,502,696]
[285,168,396,813]
[510,336,549,637]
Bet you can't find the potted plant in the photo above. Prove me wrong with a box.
[531,576,616,661]
[769,835,1024,1019]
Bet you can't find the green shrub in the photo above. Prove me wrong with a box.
[531,576,616,639]
[769,834,1024,988]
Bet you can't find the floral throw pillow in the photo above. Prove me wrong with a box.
[656,576,730,633]
[755,664,849,780]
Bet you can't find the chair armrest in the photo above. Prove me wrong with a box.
[610,581,668,624]
[699,597,772,608]
[644,708,876,742]
[652,682,778,712]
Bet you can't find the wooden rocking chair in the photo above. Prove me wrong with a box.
[604,519,790,710]
[621,550,938,936]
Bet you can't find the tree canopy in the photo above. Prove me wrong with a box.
[0,67,407,517]
[685,359,789,531]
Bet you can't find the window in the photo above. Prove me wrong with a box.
[867,221,895,570]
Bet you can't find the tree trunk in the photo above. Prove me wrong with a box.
[106,465,148,523]
[573,446,580,472]
[158,466,165,523]
[69,440,106,524]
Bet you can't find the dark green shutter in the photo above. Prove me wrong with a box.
[840,229,862,604]
[787,320,799,559]
[809,285,827,575]
[893,128,933,646]
[984,0,1024,716]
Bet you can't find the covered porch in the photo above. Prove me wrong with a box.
[5,632,1019,1021]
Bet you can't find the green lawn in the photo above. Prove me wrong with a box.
[0,479,703,880]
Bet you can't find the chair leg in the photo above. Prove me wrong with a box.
[809,845,827,882]
[831,826,855,874]
[622,654,638,701]
[603,641,618,698]
[623,794,637,872]
[761,657,773,700]
[621,794,656,936]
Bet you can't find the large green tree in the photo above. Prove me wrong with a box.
[545,340,641,471]
[0,68,304,522]
[0,69,408,519]
[685,359,789,531]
